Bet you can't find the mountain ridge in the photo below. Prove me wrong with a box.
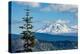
[11,32,78,42]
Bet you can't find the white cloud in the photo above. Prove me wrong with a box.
[41,4,78,13]
[40,4,78,19]
[55,19,70,24]
[16,1,40,7]
[50,4,77,12]
[27,2,40,7]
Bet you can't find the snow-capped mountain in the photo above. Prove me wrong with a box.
[36,20,77,34]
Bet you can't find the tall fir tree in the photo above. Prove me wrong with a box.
[19,8,35,52]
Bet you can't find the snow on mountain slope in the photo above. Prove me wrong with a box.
[36,20,77,34]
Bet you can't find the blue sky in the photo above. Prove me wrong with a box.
[11,1,78,34]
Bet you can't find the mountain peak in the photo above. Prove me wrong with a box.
[36,21,77,34]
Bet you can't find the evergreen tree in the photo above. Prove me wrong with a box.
[19,8,35,52]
